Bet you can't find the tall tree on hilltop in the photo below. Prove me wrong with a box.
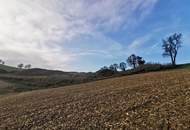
[162,33,182,66]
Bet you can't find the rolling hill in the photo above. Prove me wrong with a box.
[0,65,97,95]
[0,64,18,72]
[0,69,189,129]
[0,63,190,96]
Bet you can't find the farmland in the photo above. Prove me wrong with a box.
[0,69,189,130]
[0,68,97,95]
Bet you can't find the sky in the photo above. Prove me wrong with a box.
[0,0,190,72]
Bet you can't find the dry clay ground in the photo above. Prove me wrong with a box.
[0,69,190,130]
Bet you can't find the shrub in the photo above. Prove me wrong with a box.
[130,63,175,74]
[96,68,115,77]
[136,63,162,72]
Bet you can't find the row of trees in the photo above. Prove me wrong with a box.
[17,64,32,69]
[100,33,183,72]
[0,60,5,65]
[0,60,31,70]
[101,54,146,72]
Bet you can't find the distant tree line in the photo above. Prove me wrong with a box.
[17,64,32,69]
[0,59,32,70]
[0,60,5,65]
[98,33,183,74]
[99,54,146,73]
[0,60,32,70]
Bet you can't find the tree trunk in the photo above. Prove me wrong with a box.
[173,52,177,66]
[171,58,175,66]
[133,64,136,69]
[170,53,175,66]
[172,60,175,66]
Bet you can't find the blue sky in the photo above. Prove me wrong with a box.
[0,0,190,72]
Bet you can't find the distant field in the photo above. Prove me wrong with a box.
[0,67,97,95]
[0,74,96,95]
[0,80,14,95]
[0,69,189,129]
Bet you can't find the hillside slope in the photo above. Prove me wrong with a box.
[0,68,96,95]
[0,64,18,72]
[0,69,190,130]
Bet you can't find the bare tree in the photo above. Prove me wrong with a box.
[127,54,137,69]
[24,64,31,69]
[109,65,115,71]
[136,56,145,66]
[127,54,146,69]
[0,60,4,65]
[162,33,182,66]
[109,64,118,72]
[113,64,119,72]
[17,64,24,69]
[119,62,127,71]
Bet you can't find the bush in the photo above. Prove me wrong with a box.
[135,63,162,72]
[127,63,175,74]
[96,68,115,77]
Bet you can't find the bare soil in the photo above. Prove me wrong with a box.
[0,69,190,130]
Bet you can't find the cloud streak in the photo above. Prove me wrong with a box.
[0,0,158,71]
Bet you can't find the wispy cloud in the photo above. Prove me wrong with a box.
[128,34,153,52]
[0,0,158,71]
